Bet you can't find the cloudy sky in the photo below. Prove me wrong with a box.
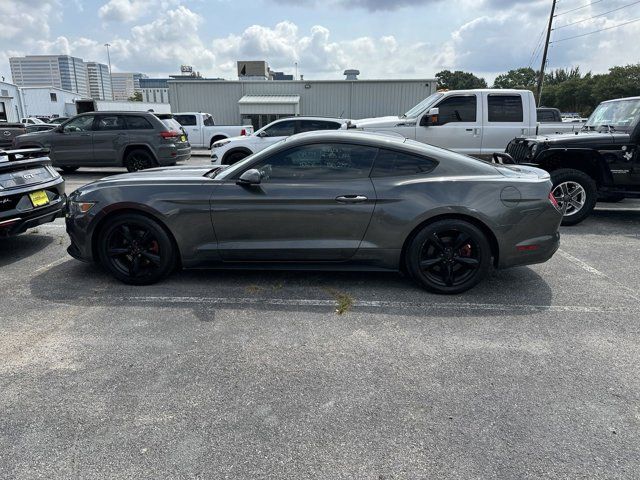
[1,0,638,83]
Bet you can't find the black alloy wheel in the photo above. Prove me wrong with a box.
[407,219,491,294]
[97,214,176,285]
[125,149,156,172]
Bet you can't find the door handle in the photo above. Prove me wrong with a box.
[465,128,473,132]
[335,195,368,203]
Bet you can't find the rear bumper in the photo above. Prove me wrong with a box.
[0,183,66,236]
[157,145,191,165]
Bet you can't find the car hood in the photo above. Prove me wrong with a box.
[86,165,215,188]
[526,131,631,145]
[348,116,411,129]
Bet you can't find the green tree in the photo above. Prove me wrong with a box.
[128,91,143,102]
[493,67,538,89]
[435,70,487,90]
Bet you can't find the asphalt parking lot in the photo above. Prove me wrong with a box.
[2,157,640,479]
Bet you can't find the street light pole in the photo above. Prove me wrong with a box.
[104,43,113,100]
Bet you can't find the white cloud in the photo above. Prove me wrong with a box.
[98,0,178,22]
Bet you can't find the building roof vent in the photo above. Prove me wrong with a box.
[343,69,360,80]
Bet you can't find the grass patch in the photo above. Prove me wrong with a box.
[325,288,354,315]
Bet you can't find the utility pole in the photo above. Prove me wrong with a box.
[104,43,113,100]
[536,0,556,106]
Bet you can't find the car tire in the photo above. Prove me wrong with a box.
[406,219,491,294]
[97,213,176,285]
[60,166,79,173]
[223,151,250,165]
[125,149,157,172]
[550,169,597,226]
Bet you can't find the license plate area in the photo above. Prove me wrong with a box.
[29,190,49,207]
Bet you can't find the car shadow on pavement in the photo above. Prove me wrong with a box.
[0,233,54,268]
[561,208,640,237]
[29,259,554,318]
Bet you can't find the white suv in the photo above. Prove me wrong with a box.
[211,117,347,165]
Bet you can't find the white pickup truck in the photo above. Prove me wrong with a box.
[346,89,580,157]
[172,112,254,149]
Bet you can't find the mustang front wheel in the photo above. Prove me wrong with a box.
[97,213,176,285]
[407,219,491,294]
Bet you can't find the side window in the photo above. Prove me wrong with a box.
[95,115,126,131]
[203,115,215,127]
[371,149,438,177]
[434,96,477,125]
[174,115,197,126]
[297,120,342,133]
[488,95,524,122]
[263,120,296,137]
[125,116,154,130]
[63,115,94,132]
[248,143,377,182]
[538,110,556,122]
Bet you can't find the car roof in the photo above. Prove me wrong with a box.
[600,96,640,103]
[76,111,155,116]
[283,130,410,147]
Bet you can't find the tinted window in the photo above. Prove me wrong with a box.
[263,120,296,137]
[488,95,524,122]
[435,96,477,125]
[250,143,377,181]
[161,119,183,131]
[63,115,94,132]
[95,115,126,131]
[538,111,555,122]
[298,120,342,133]
[174,114,197,126]
[125,116,153,130]
[371,149,437,177]
[203,115,215,126]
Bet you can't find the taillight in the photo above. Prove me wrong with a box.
[240,129,246,136]
[548,191,559,209]
[160,130,180,139]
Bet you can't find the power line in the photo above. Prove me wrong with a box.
[527,26,547,68]
[554,0,604,17]
[554,0,640,29]
[551,16,640,42]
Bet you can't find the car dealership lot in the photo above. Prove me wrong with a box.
[1,161,640,478]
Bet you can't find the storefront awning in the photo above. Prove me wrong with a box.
[238,95,300,115]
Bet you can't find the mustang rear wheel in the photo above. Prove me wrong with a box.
[97,213,176,285]
[407,219,491,294]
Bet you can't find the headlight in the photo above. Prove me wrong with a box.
[530,143,539,157]
[68,201,96,216]
[212,140,231,149]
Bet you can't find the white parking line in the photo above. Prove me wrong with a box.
[80,295,638,314]
[557,249,606,277]
[33,256,69,274]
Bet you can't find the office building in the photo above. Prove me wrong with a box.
[86,62,113,100]
[9,55,90,97]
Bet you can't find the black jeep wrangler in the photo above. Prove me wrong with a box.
[506,96,640,225]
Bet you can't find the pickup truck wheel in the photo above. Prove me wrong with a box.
[551,169,597,226]
[60,166,79,173]
[125,149,156,172]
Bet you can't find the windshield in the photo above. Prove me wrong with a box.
[584,98,640,132]
[403,93,444,118]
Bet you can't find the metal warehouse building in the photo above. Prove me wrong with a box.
[168,78,437,129]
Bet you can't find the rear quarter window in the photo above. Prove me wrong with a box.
[125,116,154,130]
[174,115,197,126]
[371,149,438,177]
[488,95,524,122]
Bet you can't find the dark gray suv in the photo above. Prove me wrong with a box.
[14,112,191,173]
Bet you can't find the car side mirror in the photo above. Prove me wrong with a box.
[55,125,64,133]
[257,131,267,138]
[237,169,262,185]
[420,107,439,127]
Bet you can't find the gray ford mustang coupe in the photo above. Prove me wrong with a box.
[66,131,562,294]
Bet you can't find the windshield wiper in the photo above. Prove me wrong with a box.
[207,165,229,178]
